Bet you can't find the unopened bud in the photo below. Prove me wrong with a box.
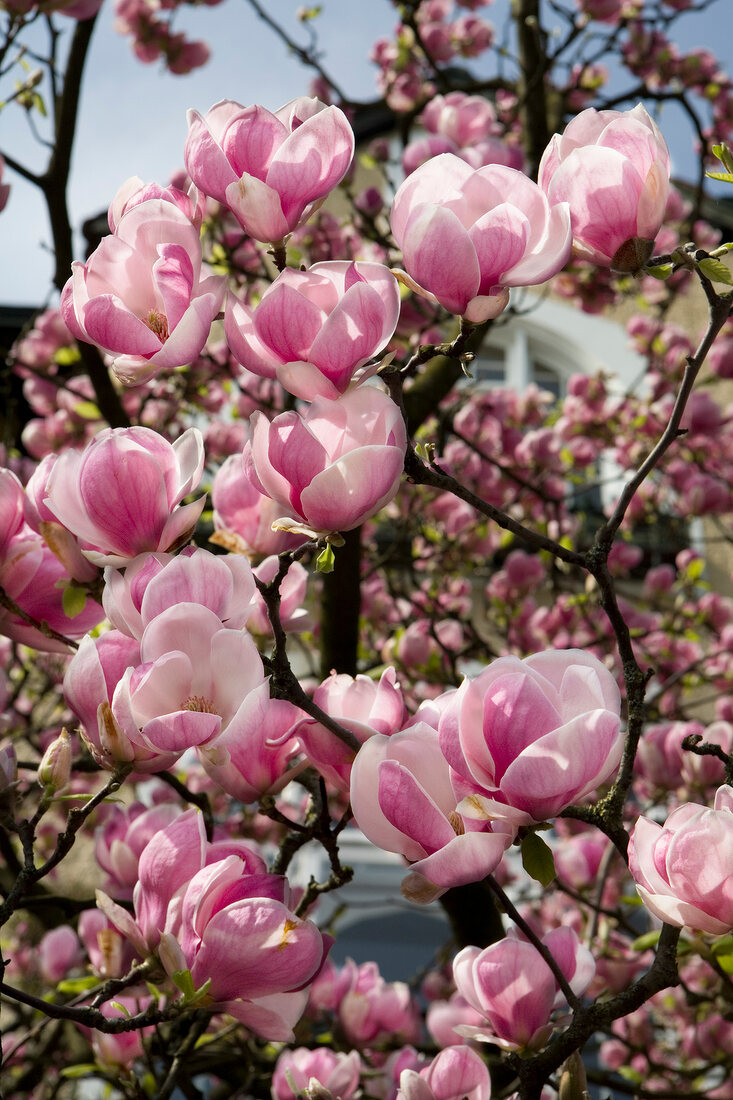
[37,728,72,791]
[558,1051,590,1100]
[0,741,17,790]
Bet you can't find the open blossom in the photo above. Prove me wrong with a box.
[212,454,303,557]
[184,96,354,244]
[439,649,623,825]
[272,1048,362,1100]
[0,468,105,651]
[244,385,407,536]
[629,784,733,934]
[102,547,256,640]
[63,570,268,771]
[453,928,595,1050]
[294,667,405,790]
[226,261,401,401]
[391,153,572,322]
[61,199,225,385]
[398,1047,491,1100]
[350,724,515,903]
[96,811,329,1039]
[538,104,670,271]
[44,426,206,568]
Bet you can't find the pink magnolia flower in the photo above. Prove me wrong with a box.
[248,556,311,636]
[538,104,671,271]
[107,175,205,233]
[272,1048,362,1100]
[398,1047,491,1100]
[439,649,623,825]
[0,471,105,651]
[89,995,155,1071]
[38,926,83,983]
[184,96,354,244]
[110,603,267,763]
[102,547,256,640]
[426,993,484,1048]
[212,454,304,557]
[337,959,421,1045]
[628,784,733,934]
[295,667,405,790]
[226,261,400,401]
[61,199,225,385]
[94,801,184,898]
[44,426,206,567]
[391,153,572,322]
[350,724,514,903]
[97,811,329,1039]
[453,928,595,1050]
[244,385,407,536]
[198,680,304,802]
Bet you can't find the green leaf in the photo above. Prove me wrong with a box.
[316,545,336,574]
[684,557,705,582]
[706,171,733,184]
[520,832,556,886]
[631,929,661,951]
[60,1064,99,1079]
[714,952,733,973]
[172,968,196,1000]
[73,400,101,420]
[32,92,46,117]
[645,263,673,280]
[110,1000,131,1017]
[698,257,733,284]
[54,345,80,366]
[712,143,733,173]
[62,585,87,619]
[57,975,98,994]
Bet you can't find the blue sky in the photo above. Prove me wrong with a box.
[1,0,731,307]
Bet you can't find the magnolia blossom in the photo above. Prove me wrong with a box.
[212,454,303,557]
[391,153,572,322]
[294,667,405,790]
[439,649,623,825]
[44,427,206,568]
[629,784,733,934]
[226,261,401,401]
[272,1048,362,1100]
[244,385,407,536]
[453,928,595,1050]
[107,175,205,233]
[96,811,329,1039]
[0,468,104,651]
[538,103,670,270]
[398,1047,491,1100]
[350,724,515,903]
[102,547,256,640]
[61,199,225,384]
[184,96,354,244]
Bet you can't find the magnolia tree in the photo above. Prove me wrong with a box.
[2,1,733,1098]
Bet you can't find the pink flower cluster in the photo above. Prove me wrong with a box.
[97,810,330,1038]
[350,649,624,901]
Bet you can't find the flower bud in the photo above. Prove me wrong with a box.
[0,741,17,791]
[37,728,72,791]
